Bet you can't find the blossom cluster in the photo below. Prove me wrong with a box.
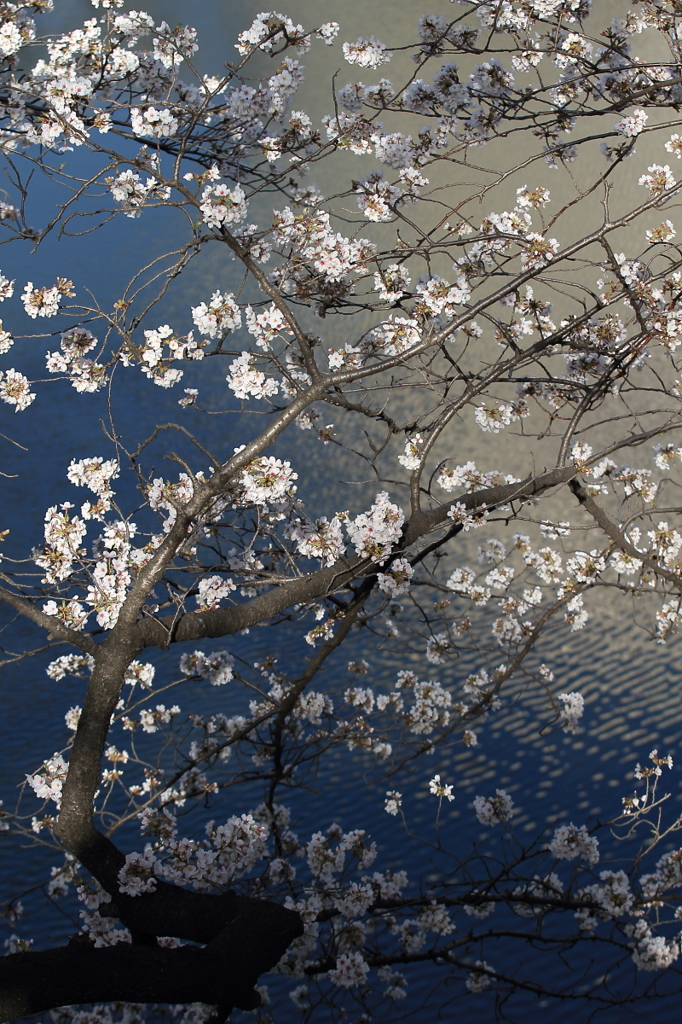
[345,492,404,563]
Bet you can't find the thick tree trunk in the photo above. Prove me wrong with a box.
[0,898,303,1020]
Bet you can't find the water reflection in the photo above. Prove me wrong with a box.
[1,2,682,1021]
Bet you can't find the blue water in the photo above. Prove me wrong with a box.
[1,2,682,1022]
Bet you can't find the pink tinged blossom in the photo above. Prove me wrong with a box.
[200,182,247,227]
[365,869,408,900]
[328,950,370,988]
[124,660,155,689]
[579,869,633,926]
[4,936,34,954]
[233,223,271,263]
[46,327,97,383]
[417,903,453,935]
[405,680,452,735]
[477,537,506,564]
[85,554,131,628]
[328,343,364,371]
[464,898,495,920]
[345,685,375,713]
[69,360,107,393]
[333,882,373,918]
[139,704,181,733]
[648,521,682,567]
[609,548,642,575]
[296,406,322,432]
[437,460,517,493]
[323,111,375,154]
[534,547,563,584]
[266,57,305,115]
[0,21,24,57]
[511,876,563,924]
[305,617,335,647]
[147,473,193,522]
[612,465,657,502]
[306,830,345,883]
[655,600,682,643]
[297,690,333,725]
[491,615,523,644]
[289,985,310,1010]
[78,906,131,947]
[206,813,268,879]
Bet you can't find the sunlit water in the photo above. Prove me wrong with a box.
[1,2,682,1021]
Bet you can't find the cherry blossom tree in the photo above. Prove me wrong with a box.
[4,1,682,1021]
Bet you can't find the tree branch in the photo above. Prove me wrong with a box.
[0,897,303,1021]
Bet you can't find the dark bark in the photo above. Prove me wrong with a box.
[0,898,303,1021]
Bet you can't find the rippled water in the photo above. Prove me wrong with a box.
[2,1,682,1021]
